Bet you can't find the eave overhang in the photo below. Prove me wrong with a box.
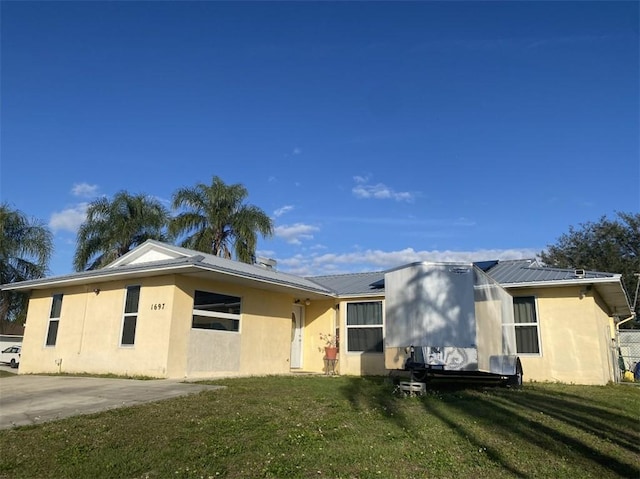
[502,276,632,318]
[1,259,336,300]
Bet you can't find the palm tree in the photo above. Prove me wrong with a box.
[0,203,53,325]
[170,176,273,263]
[74,191,171,271]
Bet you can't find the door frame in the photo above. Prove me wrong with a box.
[290,304,304,369]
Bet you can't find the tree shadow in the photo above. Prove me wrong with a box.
[422,386,639,478]
[337,377,639,478]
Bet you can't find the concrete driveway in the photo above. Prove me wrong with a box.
[0,370,223,430]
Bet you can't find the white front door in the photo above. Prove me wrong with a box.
[290,304,303,368]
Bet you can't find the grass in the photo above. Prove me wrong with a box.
[0,376,638,478]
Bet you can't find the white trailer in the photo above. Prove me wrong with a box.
[384,262,522,386]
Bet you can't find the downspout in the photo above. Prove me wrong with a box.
[617,272,640,331]
[616,312,637,331]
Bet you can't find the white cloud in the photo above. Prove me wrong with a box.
[49,203,88,233]
[275,223,319,245]
[352,176,416,202]
[71,183,99,198]
[276,247,540,276]
[292,147,302,155]
[273,205,294,218]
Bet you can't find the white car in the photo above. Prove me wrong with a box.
[0,345,21,368]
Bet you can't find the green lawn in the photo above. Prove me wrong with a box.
[0,376,638,478]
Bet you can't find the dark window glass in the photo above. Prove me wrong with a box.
[513,297,537,324]
[121,316,137,345]
[192,315,239,331]
[46,320,59,346]
[515,325,540,354]
[347,302,382,325]
[50,294,63,318]
[194,291,241,314]
[513,296,540,354]
[347,328,383,352]
[192,291,241,332]
[124,286,141,314]
[121,286,140,346]
[346,302,383,352]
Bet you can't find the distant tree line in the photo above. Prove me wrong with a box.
[0,176,273,327]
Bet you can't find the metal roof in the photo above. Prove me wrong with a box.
[1,240,334,297]
[1,244,631,317]
[483,259,631,317]
[307,271,386,297]
[482,259,619,284]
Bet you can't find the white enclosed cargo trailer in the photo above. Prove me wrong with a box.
[384,262,522,386]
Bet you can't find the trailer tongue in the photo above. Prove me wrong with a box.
[384,262,522,387]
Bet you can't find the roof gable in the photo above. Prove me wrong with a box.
[106,240,193,268]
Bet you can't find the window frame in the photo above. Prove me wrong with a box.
[509,295,542,356]
[45,294,63,347]
[120,285,141,347]
[192,290,242,333]
[345,300,384,354]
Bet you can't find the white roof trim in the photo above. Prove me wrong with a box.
[501,276,622,289]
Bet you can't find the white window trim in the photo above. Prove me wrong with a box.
[344,299,385,354]
[508,295,543,357]
[119,285,140,348]
[192,290,242,334]
[44,293,63,348]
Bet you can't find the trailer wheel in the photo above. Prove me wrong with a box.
[506,358,523,388]
[411,369,429,383]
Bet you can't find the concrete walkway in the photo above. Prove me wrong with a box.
[0,373,223,430]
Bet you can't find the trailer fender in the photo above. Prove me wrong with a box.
[490,355,519,376]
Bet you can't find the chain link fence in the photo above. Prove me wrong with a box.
[618,330,640,379]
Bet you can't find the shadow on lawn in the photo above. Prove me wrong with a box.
[425,388,640,478]
[339,378,639,478]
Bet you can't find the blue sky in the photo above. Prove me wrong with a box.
[1,1,638,277]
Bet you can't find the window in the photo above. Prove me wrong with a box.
[512,296,540,354]
[346,301,383,352]
[192,291,241,332]
[121,286,140,346]
[46,294,63,346]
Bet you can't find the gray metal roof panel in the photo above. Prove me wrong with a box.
[484,259,618,284]
[308,271,386,296]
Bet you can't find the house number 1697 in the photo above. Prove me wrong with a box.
[151,303,165,310]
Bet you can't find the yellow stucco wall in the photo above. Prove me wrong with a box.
[300,300,338,373]
[18,274,327,379]
[20,276,176,377]
[509,286,616,385]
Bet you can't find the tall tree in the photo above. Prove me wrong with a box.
[74,191,170,271]
[0,203,53,327]
[540,212,640,321]
[170,176,273,263]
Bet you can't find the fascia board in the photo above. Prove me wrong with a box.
[0,264,198,291]
[500,276,621,289]
[335,292,386,300]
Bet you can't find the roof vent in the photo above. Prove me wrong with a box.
[256,257,277,270]
[574,269,586,278]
